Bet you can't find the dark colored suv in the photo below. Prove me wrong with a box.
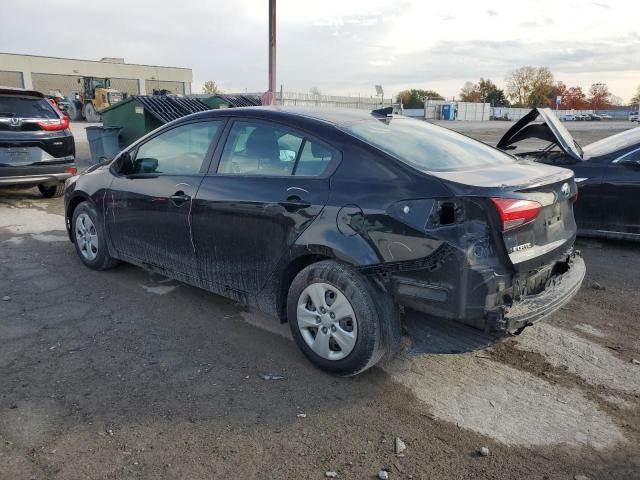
[0,87,76,197]
[64,107,585,375]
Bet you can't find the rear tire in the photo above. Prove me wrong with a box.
[38,183,64,198]
[287,260,398,376]
[72,202,119,270]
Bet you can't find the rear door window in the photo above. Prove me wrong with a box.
[293,141,334,176]
[217,121,303,176]
[0,95,58,119]
[217,120,335,177]
[130,121,221,175]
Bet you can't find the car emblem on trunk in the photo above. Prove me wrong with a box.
[561,183,570,197]
[9,117,22,128]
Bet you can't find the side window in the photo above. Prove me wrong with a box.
[293,141,334,176]
[618,149,640,163]
[218,121,303,176]
[131,121,220,175]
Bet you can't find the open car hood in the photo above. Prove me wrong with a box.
[496,108,583,162]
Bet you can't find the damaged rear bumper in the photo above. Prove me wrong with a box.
[491,252,585,334]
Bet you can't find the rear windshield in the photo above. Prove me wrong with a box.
[342,117,514,172]
[583,126,640,157]
[0,95,58,119]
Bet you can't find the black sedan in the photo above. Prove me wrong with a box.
[64,107,585,375]
[0,87,76,197]
[497,108,640,241]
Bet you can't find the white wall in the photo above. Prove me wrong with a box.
[0,53,192,95]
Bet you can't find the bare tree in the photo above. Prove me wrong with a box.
[505,66,554,107]
[202,80,220,94]
[309,86,322,98]
[630,85,640,105]
[459,81,482,102]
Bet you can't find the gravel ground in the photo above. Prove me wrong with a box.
[1,120,639,479]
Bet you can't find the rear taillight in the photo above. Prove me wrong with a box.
[38,115,69,131]
[39,99,69,131]
[572,190,578,203]
[491,198,542,232]
[64,167,77,175]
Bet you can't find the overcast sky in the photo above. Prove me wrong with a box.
[2,0,639,101]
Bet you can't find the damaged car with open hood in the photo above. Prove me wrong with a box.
[497,108,640,241]
[64,107,585,375]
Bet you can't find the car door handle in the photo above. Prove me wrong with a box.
[169,191,191,204]
[279,195,311,211]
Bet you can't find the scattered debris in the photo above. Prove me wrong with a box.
[377,469,389,480]
[259,372,286,381]
[489,400,496,408]
[574,475,590,480]
[296,413,307,418]
[632,359,640,365]
[479,446,490,457]
[106,429,114,436]
[394,437,407,455]
[591,281,605,291]
[325,472,338,478]
[2,295,10,301]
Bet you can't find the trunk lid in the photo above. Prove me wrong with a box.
[432,160,577,271]
[496,108,583,162]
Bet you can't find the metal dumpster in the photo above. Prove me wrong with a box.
[101,95,211,149]
[85,126,122,164]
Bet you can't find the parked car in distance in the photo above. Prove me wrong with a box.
[587,114,602,121]
[64,107,585,375]
[0,87,76,197]
[599,113,613,120]
[497,108,640,241]
[562,114,576,121]
[629,111,639,122]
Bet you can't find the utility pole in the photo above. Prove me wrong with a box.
[268,0,276,105]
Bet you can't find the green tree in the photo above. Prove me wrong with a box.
[202,80,220,94]
[396,89,444,109]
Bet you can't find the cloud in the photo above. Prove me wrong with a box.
[0,0,638,99]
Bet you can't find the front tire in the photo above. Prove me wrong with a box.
[72,202,119,270]
[287,260,398,376]
[83,103,101,123]
[38,183,64,198]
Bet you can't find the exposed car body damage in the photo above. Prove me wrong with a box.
[496,108,640,241]
[65,107,585,373]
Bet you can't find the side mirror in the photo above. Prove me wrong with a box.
[136,157,158,173]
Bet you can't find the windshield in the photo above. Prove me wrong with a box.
[0,95,57,119]
[342,117,514,172]
[583,126,640,157]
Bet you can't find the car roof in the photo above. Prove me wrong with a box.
[0,86,45,98]
[192,106,389,126]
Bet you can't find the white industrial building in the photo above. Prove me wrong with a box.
[0,52,192,97]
